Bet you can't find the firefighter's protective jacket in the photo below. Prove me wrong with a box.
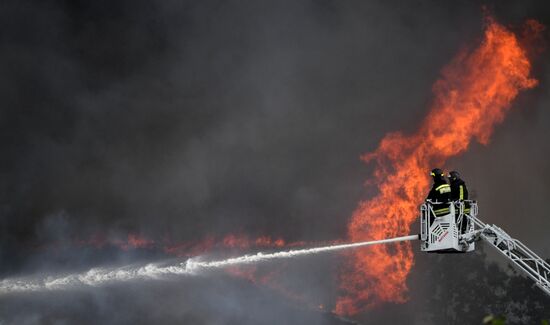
[450,178,468,201]
[427,179,451,216]
[426,180,451,202]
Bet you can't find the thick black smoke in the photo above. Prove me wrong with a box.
[1,1,550,324]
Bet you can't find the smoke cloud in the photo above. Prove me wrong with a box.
[1,0,550,324]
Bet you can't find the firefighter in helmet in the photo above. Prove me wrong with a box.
[448,170,468,201]
[426,168,451,216]
[449,170,470,233]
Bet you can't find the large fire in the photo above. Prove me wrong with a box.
[26,16,543,318]
[336,17,543,315]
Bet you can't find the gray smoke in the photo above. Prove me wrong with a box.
[1,0,550,324]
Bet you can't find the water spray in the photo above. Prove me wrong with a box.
[0,234,419,295]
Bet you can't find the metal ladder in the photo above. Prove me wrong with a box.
[465,213,550,296]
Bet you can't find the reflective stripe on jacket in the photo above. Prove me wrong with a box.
[427,180,451,202]
[450,179,468,201]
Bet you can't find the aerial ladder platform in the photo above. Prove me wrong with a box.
[420,200,550,296]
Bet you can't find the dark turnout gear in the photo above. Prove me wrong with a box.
[448,171,471,233]
[449,171,468,201]
[427,182,451,202]
[427,168,451,202]
[427,168,451,216]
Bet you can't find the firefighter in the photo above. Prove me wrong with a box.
[426,168,451,217]
[449,170,470,233]
[448,170,468,201]
[426,168,451,202]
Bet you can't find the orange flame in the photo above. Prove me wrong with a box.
[117,234,155,250]
[69,232,299,257]
[161,233,302,257]
[336,17,541,315]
